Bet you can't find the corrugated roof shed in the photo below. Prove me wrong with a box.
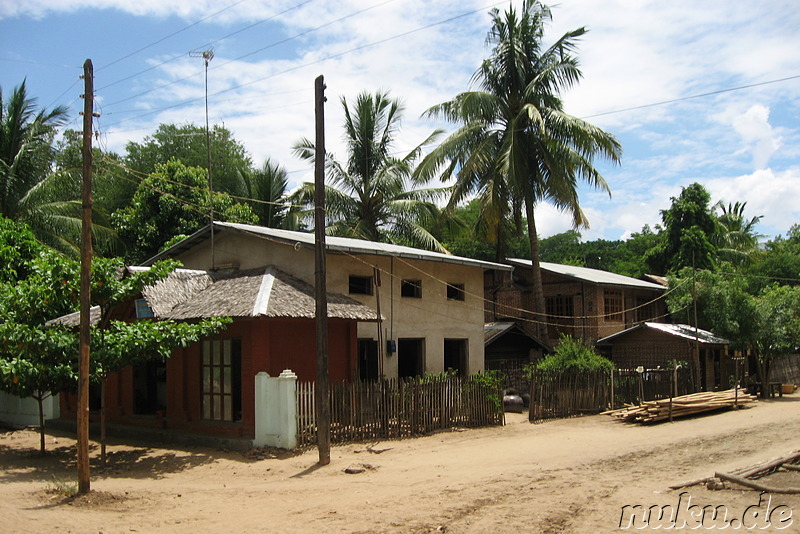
[597,322,730,345]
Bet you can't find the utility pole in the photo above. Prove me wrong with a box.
[78,58,94,495]
[314,75,330,465]
[190,48,215,268]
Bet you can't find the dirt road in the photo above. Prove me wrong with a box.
[2,396,799,533]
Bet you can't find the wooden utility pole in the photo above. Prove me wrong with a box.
[78,58,94,494]
[314,75,330,465]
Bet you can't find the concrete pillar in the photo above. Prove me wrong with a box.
[253,370,298,449]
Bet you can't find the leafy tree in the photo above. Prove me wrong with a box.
[666,268,800,397]
[419,0,621,338]
[743,224,800,293]
[124,123,253,197]
[646,183,717,274]
[291,90,448,251]
[112,159,257,263]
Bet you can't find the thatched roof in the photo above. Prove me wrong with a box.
[49,266,378,326]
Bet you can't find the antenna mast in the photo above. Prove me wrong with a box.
[190,48,216,268]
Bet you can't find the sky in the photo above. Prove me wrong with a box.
[2,0,799,243]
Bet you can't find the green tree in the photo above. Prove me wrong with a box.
[291,90,447,250]
[665,268,800,398]
[646,183,717,274]
[124,123,253,197]
[112,160,257,263]
[236,158,301,229]
[419,1,621,338]
[712,201,763,267]
[745,225,800,293]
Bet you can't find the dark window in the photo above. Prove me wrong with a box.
[635,296,657,323]
[604,290,623,322]
[349,275,373,295]
[401,279,422,298]
[202,339,242,422]
[446,283,465,301]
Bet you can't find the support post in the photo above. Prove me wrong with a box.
[78,58,94,494]
[314,75,330,465]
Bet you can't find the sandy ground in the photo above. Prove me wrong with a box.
[1,396,799,534]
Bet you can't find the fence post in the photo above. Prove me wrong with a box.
[278,369,298,449]
[254,372,272,447]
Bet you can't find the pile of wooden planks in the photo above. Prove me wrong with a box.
[604,389,757,424]
[670,450,800,493]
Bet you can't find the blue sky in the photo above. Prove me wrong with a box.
[2,0,799,242]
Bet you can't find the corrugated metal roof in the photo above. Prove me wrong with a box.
[597,322,730,345]
[506,259,666,290]
[146,221,512,272]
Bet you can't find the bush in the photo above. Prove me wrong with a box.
[535,335,613,373]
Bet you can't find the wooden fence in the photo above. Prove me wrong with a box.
[529,367,698,423]
[296,375,503,447]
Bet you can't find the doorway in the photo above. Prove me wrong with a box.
[133,360,167,415]
[398,338,424,378]
[444,339,468,377]
[358,338,379,381]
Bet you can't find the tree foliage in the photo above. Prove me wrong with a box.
[535,334,613,373]
[292,90,447,251]
[124,123,252,196]
[112,160,257,263]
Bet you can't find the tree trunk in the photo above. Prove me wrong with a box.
[524,199,548,342]
[36,392,45,455]
[757,355,771,400]
[100,378,106,465]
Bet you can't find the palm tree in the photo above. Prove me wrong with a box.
[291,90,448,251]
[0,80,119,255]
[713,201,763,266]
[235,158,301,230]
[418,1,621,338]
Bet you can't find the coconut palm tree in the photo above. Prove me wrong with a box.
[0,80,119,255]
[235,158,301,230]
[417,0,621,338]
[713,201,764,266]
[291,90,448,251]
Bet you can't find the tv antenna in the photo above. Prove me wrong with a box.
[190,48,216,268]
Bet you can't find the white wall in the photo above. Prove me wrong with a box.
[0,391,60,427]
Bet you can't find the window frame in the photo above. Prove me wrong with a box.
[201,339,242,423]
[348,274,374,295]
[400,279,422,298]
[604,290,624,322]
[446,283,465,301]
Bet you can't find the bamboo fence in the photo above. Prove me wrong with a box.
[297,375,503,447]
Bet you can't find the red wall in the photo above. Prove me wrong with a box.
[61,317,357,440]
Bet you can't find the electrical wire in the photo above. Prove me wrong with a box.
[96,0,250,72]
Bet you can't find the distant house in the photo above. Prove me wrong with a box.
[597,322,732,391]
[486,259,667,346]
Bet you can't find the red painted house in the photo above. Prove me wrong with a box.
[54,266,377,440]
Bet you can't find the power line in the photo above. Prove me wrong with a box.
[96,0,249,72]
[582,74,800,119]
[97,0,316,92]
[102,0,396,109]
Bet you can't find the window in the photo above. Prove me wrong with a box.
[604,290,624,322]
[635,296,657,323]
[546,295,573,319]
[349,275,373,295]
[446,283,465,301]
[202,339,242,422]
[401,279,422,298]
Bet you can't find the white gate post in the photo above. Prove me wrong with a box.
[278,369,298,449]
[254,372,271,447]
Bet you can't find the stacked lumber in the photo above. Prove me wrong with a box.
[605,389,757,424]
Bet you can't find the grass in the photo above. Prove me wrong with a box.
[45,475,78,497]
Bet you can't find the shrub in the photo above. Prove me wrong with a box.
[535,335,613,373]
